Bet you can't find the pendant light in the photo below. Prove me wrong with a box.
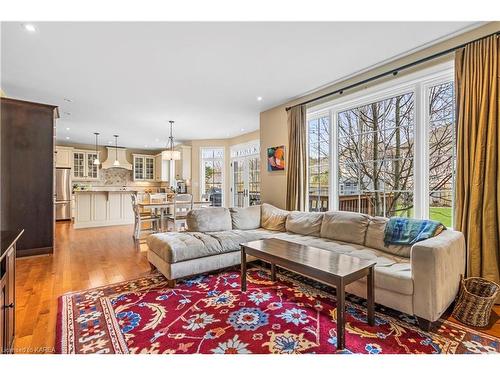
[113,135,120,166]
[93,132,100,165]
[161,120,181,161]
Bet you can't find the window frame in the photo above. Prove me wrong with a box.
[229,140,261,208]
[306,61,455,225]
[306,113,331,212]
[200,147,225,205]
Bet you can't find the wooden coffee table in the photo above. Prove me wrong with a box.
[240,238,376,351]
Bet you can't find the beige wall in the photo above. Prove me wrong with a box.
[259,22,500,209]
[187,130,260,207]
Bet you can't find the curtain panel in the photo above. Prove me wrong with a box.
[286,105,307,211]
[455,34,500,292]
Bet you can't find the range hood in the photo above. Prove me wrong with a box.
[101,147,133,170]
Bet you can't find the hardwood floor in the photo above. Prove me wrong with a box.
[14,221,151,353]
[13,221,500,353]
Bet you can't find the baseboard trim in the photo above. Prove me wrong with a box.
[17,246,53,257]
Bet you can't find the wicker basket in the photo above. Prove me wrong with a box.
[452,276,500,327]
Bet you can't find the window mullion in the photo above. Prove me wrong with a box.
[415,82,428,219]
[330,109,338,211]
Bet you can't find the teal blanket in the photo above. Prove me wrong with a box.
[384,217,445,246]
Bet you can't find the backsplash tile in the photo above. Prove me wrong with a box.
[100,168,133,186]
[74,168,163,189]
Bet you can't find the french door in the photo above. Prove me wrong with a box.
[231,156,261,208]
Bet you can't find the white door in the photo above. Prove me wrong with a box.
[231,156,261,208]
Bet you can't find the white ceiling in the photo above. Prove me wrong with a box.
[1,22,480,149]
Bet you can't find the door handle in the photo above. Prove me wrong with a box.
[2,303,14,309]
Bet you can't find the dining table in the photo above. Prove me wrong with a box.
[137,200,210,232]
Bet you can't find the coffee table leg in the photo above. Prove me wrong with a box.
[240,246,247,292]
[337,281,345,351]
[367,266,375,326]
[270,263,276,282]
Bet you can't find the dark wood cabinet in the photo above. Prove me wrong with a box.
[1,98,58,256]
[1,230,22,353]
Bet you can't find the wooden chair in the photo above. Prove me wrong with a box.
[131,194,161,240]
[166,193,193,231]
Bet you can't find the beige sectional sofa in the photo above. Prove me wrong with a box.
[146,203,466,330]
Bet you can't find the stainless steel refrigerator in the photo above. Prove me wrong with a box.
[55,167,72,220]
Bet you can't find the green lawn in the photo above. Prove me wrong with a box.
[394,206,452,228]
[429,207,452,228]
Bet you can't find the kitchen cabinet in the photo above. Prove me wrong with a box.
[0,230,23,354]
[154,154,171,182]
[73,150,100,180]
[133,154,155,181]
[74,191,135,228]
[55,146,73,168]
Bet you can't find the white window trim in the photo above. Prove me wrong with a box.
[200,147,225,204]
[306,61,454,225]
[306,115,331,212]
[230,139,260,159]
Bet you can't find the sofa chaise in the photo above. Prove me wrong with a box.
[146,203,466,330]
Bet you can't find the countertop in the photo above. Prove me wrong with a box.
[73,187,139,192]
[1,229,24,261]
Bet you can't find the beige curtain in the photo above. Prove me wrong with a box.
[286,105,307,211]
[455,35,500,291]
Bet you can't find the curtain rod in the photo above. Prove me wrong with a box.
[285,30,500,112]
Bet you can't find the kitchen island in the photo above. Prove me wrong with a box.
[73,189,136,229]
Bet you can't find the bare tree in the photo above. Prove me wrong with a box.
[309,82,454,218]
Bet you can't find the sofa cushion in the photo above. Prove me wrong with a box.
[320,211,370,245]
[285,211,323,236]
[208,229,266,250]
[230,205,261,230]
[281,236,413,295]
[147,230,265,263]
[147,232,224,263]
[261,203,289,231]
[186,207,232,232]
[365,217,411,258]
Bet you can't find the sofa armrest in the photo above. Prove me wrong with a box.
[411,230,466,322]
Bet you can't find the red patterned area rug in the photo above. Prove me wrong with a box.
[56,267,500,354]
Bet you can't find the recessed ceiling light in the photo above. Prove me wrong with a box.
[65,136,70,140]
[144,145,148,148]
[108,141,113,144]
[23,23,36,33]
[66,127,70,131]
[240,128,245,132]
[155,138,160,142]
[257,96,263,101]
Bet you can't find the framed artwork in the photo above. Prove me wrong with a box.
[267,145,285,171]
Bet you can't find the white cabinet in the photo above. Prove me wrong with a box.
[73,191,135,228]
[154,154,171,182]
[133,154,155,181]
[73,150,100,180]
[55,146,73,168]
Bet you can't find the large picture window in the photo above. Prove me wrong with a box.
[337,92,414,217]
[306,63,456,227]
